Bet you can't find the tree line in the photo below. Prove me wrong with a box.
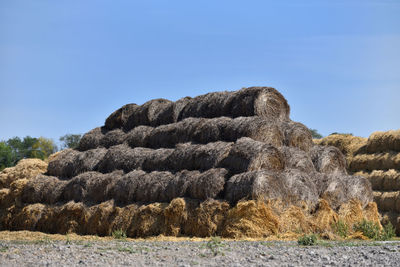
[0,134,81,171]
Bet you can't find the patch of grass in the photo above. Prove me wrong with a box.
[34,236,52,244]
[297,234,317,246]
[84,242,93,248]
[117,246,136,254]
[202,236,225,256]
[353,220,395,241]
[331,220,349,238]
[0,245,8,252]
[112,229,127,240]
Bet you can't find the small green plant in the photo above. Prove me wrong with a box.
[353,219,395,241]
[204,236,225,256]
[297,234,317,246]
[112,229,127,240]
[0,245,8,252]
[331,220,349,238]
[380,222,396,241]
[117,246,136,254]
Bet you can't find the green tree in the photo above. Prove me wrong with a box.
[0,141,14,171]
[6,136,38,161]
[31,137,57,160]
[309,129,323,139]
[59,134,82,149]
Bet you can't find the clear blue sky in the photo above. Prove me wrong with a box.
[1,0,399,143]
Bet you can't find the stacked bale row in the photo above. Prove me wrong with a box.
[315,130,400,234]
[0,87,376,238]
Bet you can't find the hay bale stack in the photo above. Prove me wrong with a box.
[0,87,376,238]
[365,130,400,153]
[316,129,400,234]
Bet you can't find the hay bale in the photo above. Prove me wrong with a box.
[374,191,400,213]
[62,171,124,204]
[365,129,400,153]
[343,175,373,208]
[78,127,105,151]
[21,175,66,204]
[94,144,173,173]
[48,148,107,178]
[279,147,315,173]
[112,168,227,204]
[281,121,313,152]
[104,103,139,130]
[178,87,290,122]
[99,128,127,148]
[225,169,319,208]
[126,125,154,147]
[313,134,367,159]
[355,169,400,191]
[124,99,175,130]
[220,137,285,174]
[310,145,347,174]
[350,152,400,172]
[0,159,48,188]
[221,200,279,238]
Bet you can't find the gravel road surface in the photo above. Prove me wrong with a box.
[1,239,400,266]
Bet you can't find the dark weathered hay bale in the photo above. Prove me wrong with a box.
[224,170,287,204]
[343,174,373,208]
[281,121,313,152]
[225,169,319,208]
[177,87,290,122]
[47,148,107,178]
[96,144,166,173]
[21,175,66,204]
[279,147,315,173]
[104,103,139,130]
[143,118,202,148]
[219,137,285,174]
[113,168,227,204]
[349,152,400,172]
[78,127,106,151]
[310,145,347,174]
[318,171,373,210]
[374,191,400,213]
[124,99,175,130]
[47,149,81,178]
[365,130,400,153]
[62,171,124,204]
[167,141,233,172]
[99,129,127,148]
[126,125,154,147]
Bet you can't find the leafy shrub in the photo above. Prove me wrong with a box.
[205,236,225,256]
[331,220,349,238]
[297,234,317,246]
[353,220,395,241]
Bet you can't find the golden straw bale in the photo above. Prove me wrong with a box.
[350,152,400,172]
[312,199,338,232]
[355,169,400,191]
[313,134,367,159]
[363,202,381,226]
[337,200,372,228]
[185,198,230,237]
[0,159,47,188]
[222,200,279,238]
[373,191,400,213]
[365,129,400,153]
[278,205,316,234]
